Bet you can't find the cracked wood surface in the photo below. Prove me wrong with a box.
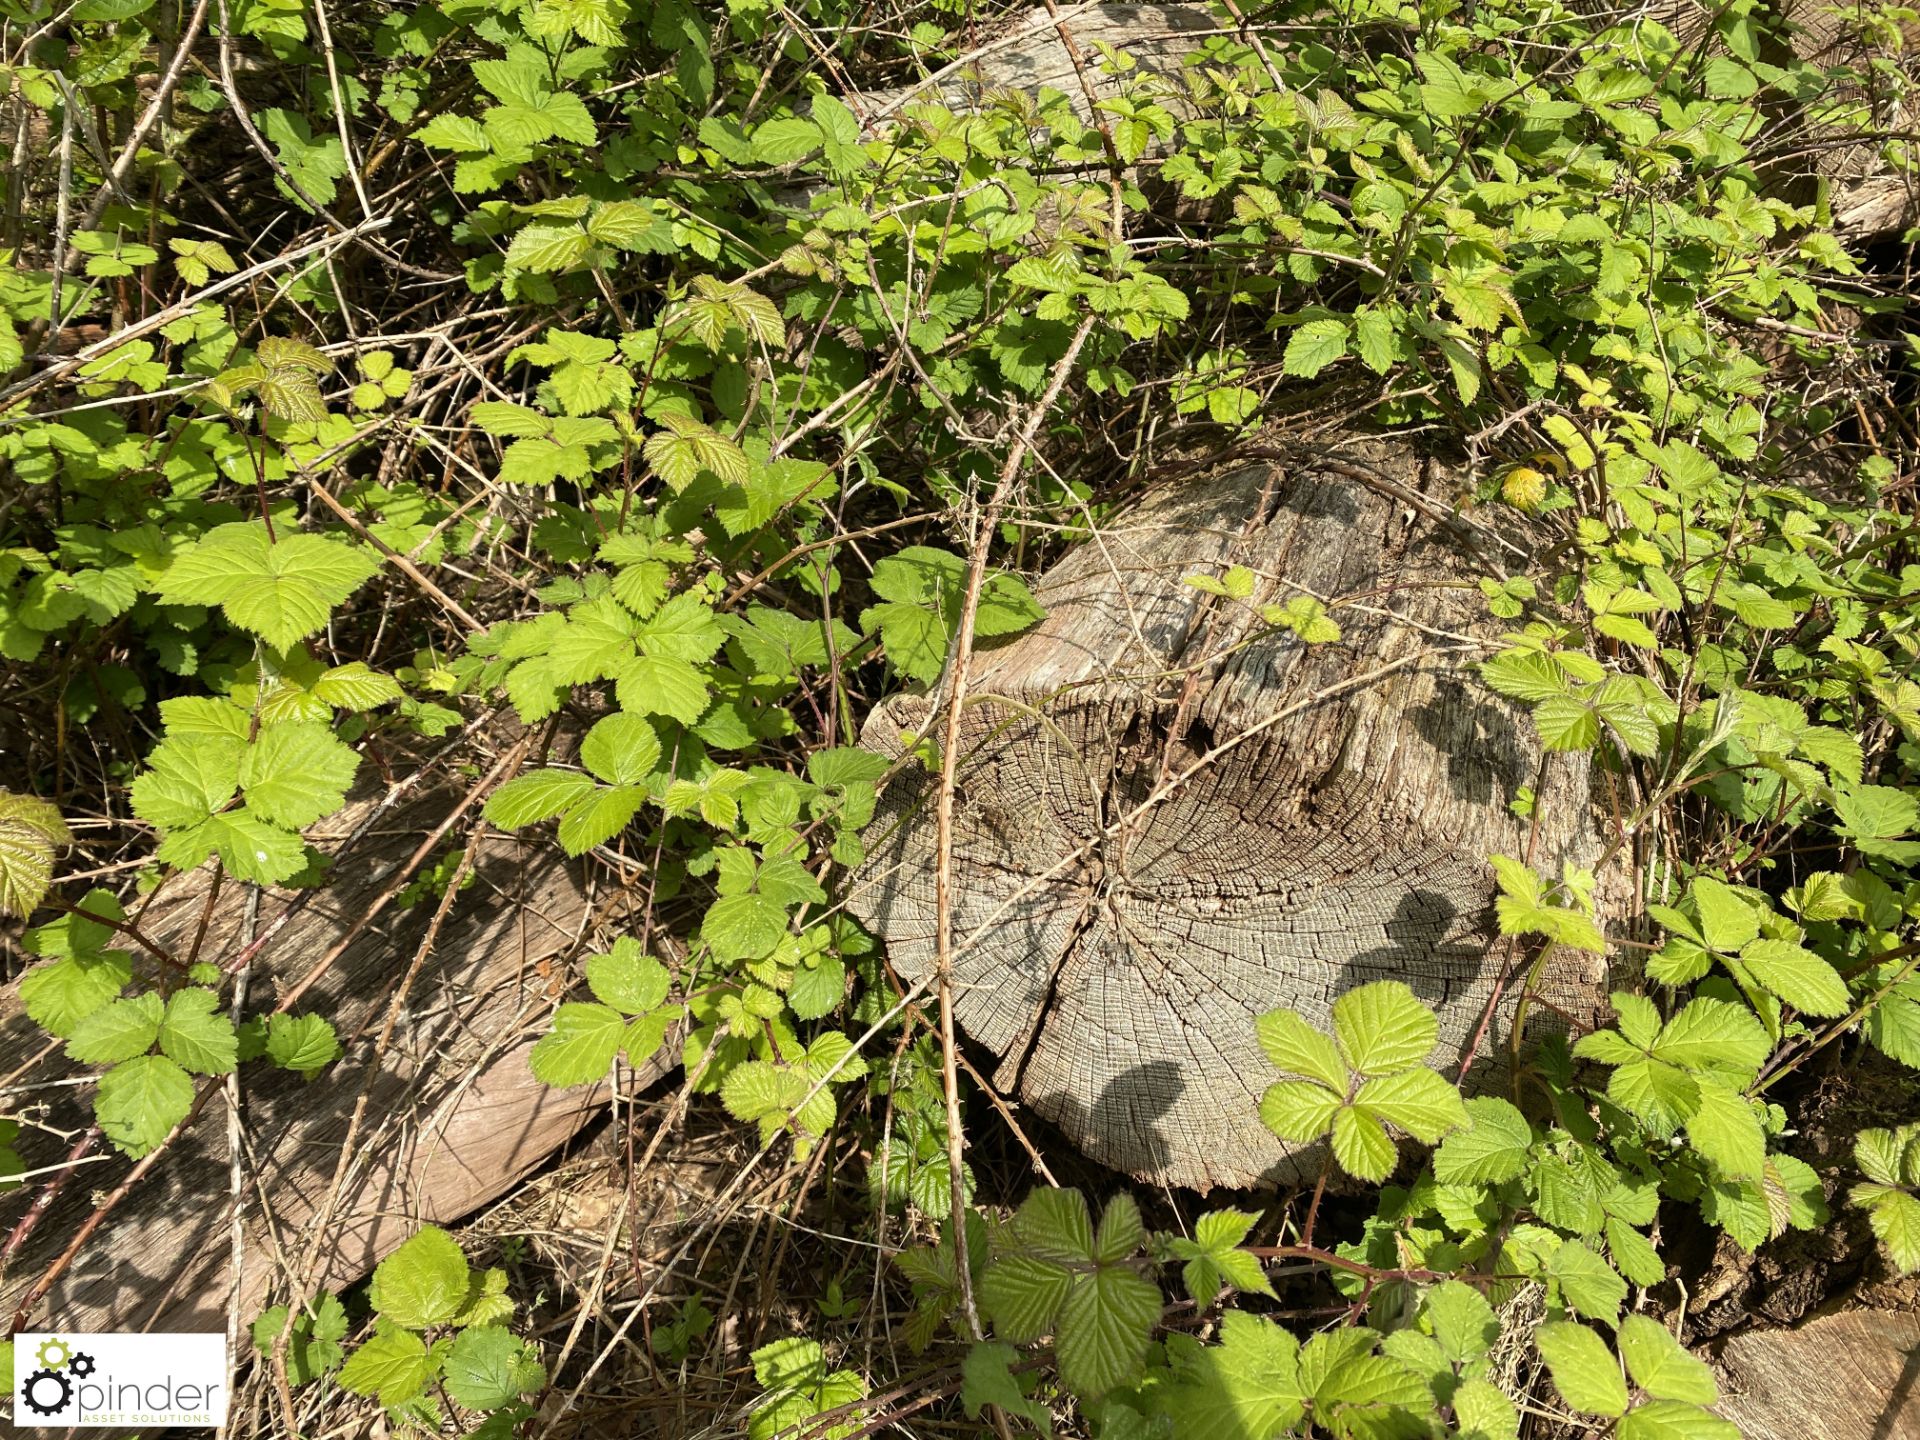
[852,439,1614,1190]
[0,773,649,1334]
[1712,1309,1920,1439]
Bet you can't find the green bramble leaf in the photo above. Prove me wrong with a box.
[1535,1321,1628,1418]
[0,790,69,919]
[1332,980,1438,1075]
[265,1013,342,1076]
[338,1320,437,1407]
[238,722,360,829]
[1617,1315,1717,1405]
[1167,1208,1274,1303]
[1055,1263,1161,1399]
[442,1326,543,1411]
[1282,318,1349,378]
[368,1224,470,1329]
[1353,1066,1467,1143]
[95,1053,196,1156]
[527,1003,627,1086]
[1434,1097,1535,1184]
[157,525,380,652]
[66,991,163,1064]
[1332,1105,1399,1181]
[157,986,238,1075]
[1256,1008,1348,1092]
[1152,1312,1305,1438]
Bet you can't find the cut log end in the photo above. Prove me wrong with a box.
[852,441,1617,1191]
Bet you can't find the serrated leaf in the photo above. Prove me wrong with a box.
[265,1012,342,1076]
[1617,1315,1716,1404]
[1616,1400,1741,1440]
[1354,1066,1467,1142]
[95,1053,195,1156]
[66,991,163,1064]
[1055,1264,1161,1398]
[1012,1187,1096,1262]
[506,221,591,272]
[1692,878,1759,953]
[1154,1312,1305,1438]
[158,525,380,651]
[238,722,359,829]
[0,790,70,919]
[585,938,670,1015]
[158,987,238,1075]
[1093,1193,1146,1262]
[702,890,790,962]
[1259,1079,1343,1141]
[1332,1104,1399,1181]
[338,1321,435,1407]
[979,1255,1072,1343]
[528,1002,626,1086]
[1551,1239,1627,1325]
[1738,938,1849,1016]
[1434,1097,1534,1184]
[370,1224,470,1328]
[1535,1321,1628,1417]
[1257,1008,1348,1090]
[485,770,598,830]
[442,1326,542,1411]
[579,713,662,787]
[1333,980,1438,1075]
[555,783,646,856]
[1861,1187,1920,1273]
[1283,318,1349,378]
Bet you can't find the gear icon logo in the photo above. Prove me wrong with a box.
[20,1367,74,1417]
[67,1352,97,1379]
[33,1337,71,1370]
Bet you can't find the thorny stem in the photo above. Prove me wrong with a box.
[932,312,1100,1339]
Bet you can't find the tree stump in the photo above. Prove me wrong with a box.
[1712,1308,1920,1439]
[851,439,1615,1190]
[0,761,651,1333]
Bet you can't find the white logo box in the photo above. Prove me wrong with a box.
[13,1332,228,1429]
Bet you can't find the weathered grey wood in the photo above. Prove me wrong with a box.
[1713,1309,1920,1439]
[851,439,1615,1191]
[0,771,652,1333]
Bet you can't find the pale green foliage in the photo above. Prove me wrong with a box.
[859,546,1045,685]
[1256,981,1467,1181]
[747,1337,867,1440]
[1537,1317,1735,1438]
[1851,1123,1920,1274]
[326,1224,544,1421]
[156,523,379,651]
[978,1190,1161,1398]
[9,0,1920,1434]
[527,936,681,1086]
[0,789,69,919]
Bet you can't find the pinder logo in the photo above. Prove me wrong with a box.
[12,1331,227,1428]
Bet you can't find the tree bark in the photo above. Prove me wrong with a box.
[851,438,1616,1191]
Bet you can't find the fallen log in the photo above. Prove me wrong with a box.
[0,761,652,1334]
[851,437,1616,1191]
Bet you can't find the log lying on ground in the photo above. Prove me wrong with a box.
[851,438,1616,1191]
[0,764,650,1334]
